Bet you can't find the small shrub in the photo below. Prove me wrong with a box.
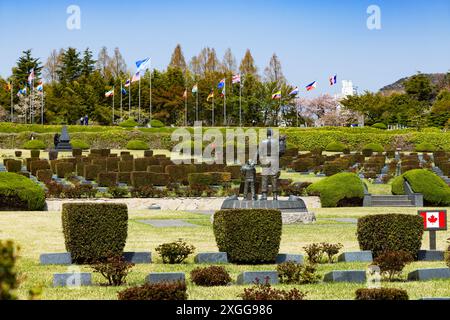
[71,139,90,150]
[239,282,307,301]
[374,250,413,280]
[6,159,22,173]
[150,119,165,128]
[357,214,423,258]
[45,181,64,198]
[371,122,387,130]
[325,142,347,152]
[36,169,53,183]
[62,203,128,264]
[119,118,139,128]
[55,162,74,179]
[291,158,315,172]
[415,142,436,152]
[155,240,195,264]
[363,143,384,153]
[303,243,324,264]
[84,164,102,180]
[97,172,118,187]
[108,186,128,198]
[213,209,282,264]
[92,256,134,286]
[321,242,343,263]
[118,281,187,300]
[30,149,40,158]
[0,240,20,300]
[126,140,149,150]
[14,151,22,157]
[355,288,408,300]
[22,140,46,150]
[306,173,364,207]
[63,184,96,199]
[30,160,50,176]
[190,266,232,286]
[277,261,320,284]
[0,172,46,210]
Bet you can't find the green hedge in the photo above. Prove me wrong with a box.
[355,288,408,300]
[362,143,384,153]
[395,169,450,206]
[325,141,347,152]
[62,203,128,264]
[371,123,387,130]
[357,214,423,258]
[213,209,282,264]
[71,139,90,150]
[119,118,139,128]
[306,173,364,207]
[150,119,165,128]
[415,142,436,152]
[22,140,46,150]
[390,176,405,195]
[0,172,46,210]
[126,140,149,150]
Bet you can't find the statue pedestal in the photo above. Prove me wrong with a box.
[219,195,315,225]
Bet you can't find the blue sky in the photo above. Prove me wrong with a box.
[0,0,449,95]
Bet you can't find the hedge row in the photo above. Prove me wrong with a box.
[0,172,46,210]
[2,128,450,151]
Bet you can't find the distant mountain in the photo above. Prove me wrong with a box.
[379,73,447,94]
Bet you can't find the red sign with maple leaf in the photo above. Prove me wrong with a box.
[418,210,447,230]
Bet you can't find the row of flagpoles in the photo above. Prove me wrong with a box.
[7,62,338,126]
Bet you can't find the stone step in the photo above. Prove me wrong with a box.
[371,195,410,201]
[371,201,414,207]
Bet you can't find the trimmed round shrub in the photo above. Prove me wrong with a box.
[357,214,423,258]
[22,140,46,150]
[190,266,232,286]
[0,172,46,211]
[119,118,139,128]
[325,142,347,152]
[355,288,408,300]
[126,140,149,150]
[371,123,387,130]
[306,172,364,207]
[390,175,405,195]
[362,143,384,153]
[393,169,450,206]
[415,142,436,152]
[71,139,90,150]
[62,203,128,264]
[150,119,165,128]
[213,209,282,264]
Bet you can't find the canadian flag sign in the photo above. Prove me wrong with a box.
[418,210,447,230]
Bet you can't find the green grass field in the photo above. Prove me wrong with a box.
[2,206,450,300]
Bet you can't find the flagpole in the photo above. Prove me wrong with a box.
[129,75,132,118]
[138,77,141,123]
[120,82,123,120]
[212,92,215,127]
[41,87,44,125]
[10,82,13,123]
[184,88,187,127]
[112,85,115,124]
[223,80,226,126]
[196,89,198,123]
[239,78,242,127]
[149,65,152,126]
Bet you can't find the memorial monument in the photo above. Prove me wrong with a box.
[55,125,73,151]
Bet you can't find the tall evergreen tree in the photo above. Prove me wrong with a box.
[169,44,187,71]
[80,48,96,78]
[239,49,258,77]
[12,49,43,87]
[57,47,82,82]
[264,53,285,85]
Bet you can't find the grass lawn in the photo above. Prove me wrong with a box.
[1,206,450,300]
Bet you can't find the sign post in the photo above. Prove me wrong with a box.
[418,210,447,250]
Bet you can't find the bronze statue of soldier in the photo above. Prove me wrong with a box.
[241,160,257,200]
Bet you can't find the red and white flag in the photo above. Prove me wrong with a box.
[232,74,241,84]
[419,211,447,229]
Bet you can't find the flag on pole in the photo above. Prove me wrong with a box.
[289,87,299,96]
[17,87,27,96]
[182,89,187,99]
[5,82,11,91]
[207,90,214,101]
[121,88,127,95]
[28,69,35,84]
[217,78,225,89]
[306,81,317,91]
[131,71,141,83]
[329,75,337,86]
[192,84,198,94]
[105,89,114,97]
[124,79,131,87]
[220,88,225,97]
[272,91,281,100]
[232,74,241,84]
[135,58,151,73]
[36,82,44,92]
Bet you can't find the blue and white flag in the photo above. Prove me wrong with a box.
[121,88,127,95]
[289,87,299,96]
[217,78,225,89]
[136,58,151,73]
